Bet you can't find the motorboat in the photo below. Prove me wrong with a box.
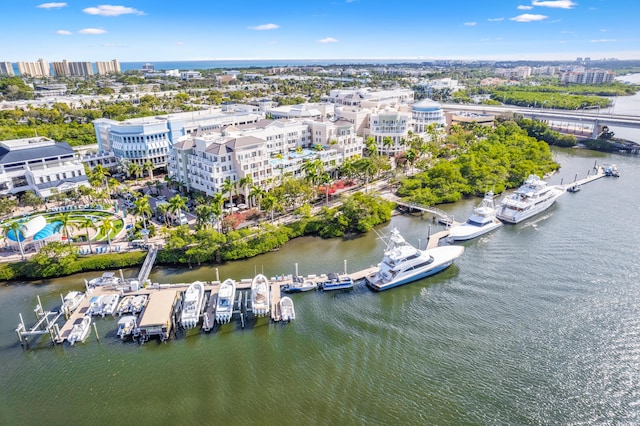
[86,295,104,316]
[130,295,148,314]
[116,296,134,315]
[251,274,270,317]
[215,279,236,324]
[282,276,318,293]
[62,291,85,315]
[180,281,205,329]
[366,228,464,292]
[101,294,120,317]
[279,296,295,322]
[116,315,137,340]
[319,273,354,291]
[603,164,620,177]
[87,272,121,288]
[495,174,565,224]
[448,191,502,241]
[67,315,91,345]
[567,184,581,193]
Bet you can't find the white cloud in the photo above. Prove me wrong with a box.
[83,5,144,16]
[78,28,107,34]
[317,37,339,43]
[175,41,184,46]
[518,5,533,10]
[600,29,607,32]
[590,39,616,43]
[55,30,72,35]
[532,0,576,9]
[464,22,477,26]
[37,2,67,9]
[510,14,548,22]
[248,23,279,31]
[488,17,504,22]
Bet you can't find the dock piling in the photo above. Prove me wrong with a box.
[93,322,99,341]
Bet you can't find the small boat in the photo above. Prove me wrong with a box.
[366,228,464,292]
[87,272,121,288]
[319,273,354,291]
[129,295,148,314]
[180,281,205,329]
[496,174,565,224]
[282,276,318,293]
[448,190,502,241]
[116,295,134,315]
[215,278,236,324]
[251,274,270,317]
[67,315,91,345]
[567,184,581,193]
[86,295,104,316]
[279,296,295,322]
[116,315,137,340]
[62,291,85,315]
[603,164,620,177]
[100,294,120,317]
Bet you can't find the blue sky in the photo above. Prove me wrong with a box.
[3,1,639,62]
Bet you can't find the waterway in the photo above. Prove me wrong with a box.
[1,147,639,425]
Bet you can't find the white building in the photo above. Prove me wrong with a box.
[0,137,90,198]
[417,78,464,93]
[495,66,532,80]
[561,69,614,84]
[96,60,121,76]
[93,108,263,170]
[17,59,50,77]
[0,62,14,76]
[168,118,362,200]
[411,99,446,133]
[267,103,334,120]
[327,88,414,108]
[367,108,412,155]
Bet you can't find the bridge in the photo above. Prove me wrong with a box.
[441,103,640,140]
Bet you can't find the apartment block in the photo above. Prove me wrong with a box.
[96,59,121,76]
[0,62,14,76]
[560,69,614,84]
[52,60,94,77]
[17,59,50,77]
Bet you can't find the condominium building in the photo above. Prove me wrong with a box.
[96,59,121,76]
[169,118,362,199]
[0,62,14,76]
[93,108,263,170]
[411,99,446,133]
[0,137,90,198]
[367,108,413,155]
[17,59,50,77]
[327,88,414,108]
[560,69,614,84]
[495,66,532,80]
[52,60,94,77]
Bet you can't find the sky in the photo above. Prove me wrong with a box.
[2,0,639,62]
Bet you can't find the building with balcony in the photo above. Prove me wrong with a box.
[17,59,50,77]
[93,108,263,170]
[411,99,446,133]
[96,59,121,76]
[327,88,414,108]
[367,108,412,155]
[560,69,614,84]
[51,60,94,77]
[0,137,89,198]
[0,62,14,76]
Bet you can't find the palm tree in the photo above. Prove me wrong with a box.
[155,202,170,226]
[144,160,155,181]
[365,136,377,157]
[80,217,97,253]
[133,196,152,230]
[238,175,253,208]
[168,194,187,225]
[55,211,76,245]
[321,173,332,206]
[249,185,265,212]
[99,217,116,252]
[128,162,142,180]
[210,193,224,232]
[91,164,110,191]
[382,136,394,155]
[221,178,236,210]
[3,220,26,260]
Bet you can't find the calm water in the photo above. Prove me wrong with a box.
[1,148,639,425]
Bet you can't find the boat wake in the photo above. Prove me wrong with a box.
[519,212,553,229]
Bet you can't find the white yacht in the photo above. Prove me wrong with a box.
[62,291,85,315]
[67,315,91,345]
[279,296,295,322]
[251,274,270,317]
[366,228,464,292]
[449,191,503,241]
[116,315,137,340]
[180,281,205,329]
[496,174,565,224]
[87,272,121,288]
[215,279,236,324]
[101,294,120,317]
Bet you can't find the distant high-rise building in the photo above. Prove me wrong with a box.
[96,59,121,75]
[51,60,93,77]
[0,62,14,76]
[52,61,70,77]
[17,59,50,77]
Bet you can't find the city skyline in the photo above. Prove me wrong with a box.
[3,1,639,62]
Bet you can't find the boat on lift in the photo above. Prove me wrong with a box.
[279,296,295,322]
[180,281,205,329]
[250,274,270,317]
[67,315,91,345]
[215,279,236,324]
[116,315,137,340]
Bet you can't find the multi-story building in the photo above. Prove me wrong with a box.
[93,108,263,170]
[495,66,532,80]
[17,59,50,77]
[169,118,362,200]
[367,108,413,155]
[411,99,446,134]
[95,59,121,76]
[52,60,94,77]
[560,69,614,84]
[0,137,90,198]
[327,88,414,108]
[0,62,14,76]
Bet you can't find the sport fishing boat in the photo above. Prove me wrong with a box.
[279,296,295,322]
[448,191,502,241]
[215,279,236,324]
[180,281,205,329]
[250,274,270,317]
[67,315,91,345]
[495,174,565,224]
[366,228,464,292]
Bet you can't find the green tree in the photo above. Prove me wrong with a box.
[21,191,43,211]
[168,194,187,225]
[54,211,77,245]
[3,220,26,260]
[79,216,97,253]
[133,196,152,230]
[99,217,116,251]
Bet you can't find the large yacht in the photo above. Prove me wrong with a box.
[366,228,464,292]
[496,174,565,224]
[449,191,503,241]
